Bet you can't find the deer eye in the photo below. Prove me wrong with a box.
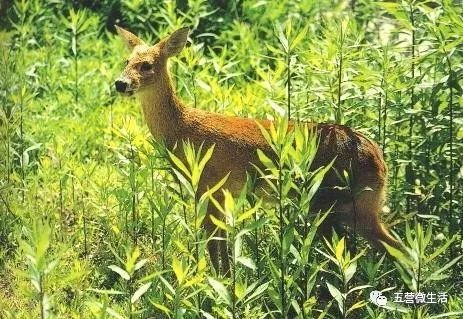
[140,62,153,71]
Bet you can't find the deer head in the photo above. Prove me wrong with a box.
[114,26,189,94]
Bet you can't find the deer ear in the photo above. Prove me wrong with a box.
[115,25,144,50]
[163,27,189,57]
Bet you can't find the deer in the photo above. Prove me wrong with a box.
[114,26,401,274]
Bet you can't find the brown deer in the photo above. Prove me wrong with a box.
[114,26,400,274]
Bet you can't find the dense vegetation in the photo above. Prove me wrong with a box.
[0,0,462,318]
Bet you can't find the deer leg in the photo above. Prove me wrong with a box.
[318,211,345,242]
[203,214,220,273]
[203,191,230,275]
[348,188,400,250]
[363,222,401,250]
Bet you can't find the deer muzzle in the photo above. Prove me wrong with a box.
[115,77,132,93]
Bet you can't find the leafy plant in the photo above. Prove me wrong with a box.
[0,1,462,318]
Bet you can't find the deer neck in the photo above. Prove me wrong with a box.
[138,68,184,145]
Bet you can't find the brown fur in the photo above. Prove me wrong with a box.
[115,26,400,274]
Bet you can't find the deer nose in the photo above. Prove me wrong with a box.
[115,80,128,92]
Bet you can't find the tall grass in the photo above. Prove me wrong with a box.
[0,1,462,318]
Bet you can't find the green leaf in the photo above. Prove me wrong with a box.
[198,144,215,172]
[290,25,308,50]
[171,169,195,197]
[44,260,58,275]
[344,261,357,284]
[425,235,456,264]
[326,282,344,314]
[235,281,246,300]
[210,214,230,232]
[346,300,367,315]
[282,226,295,255]
[238,217,268,236]
[335,237,345,262]
[428,312,463,319]
[87,288,125,295]
[207,277,231,305]
[376,2,413,29]
[347,285,371,295]
[150,301,171,315]
[134,258,148,271]
[276,23,288,52]
[108,265,130,281]
[257,149,275,169]
[236,256,256,270]
[105,307,125,319]
[200,173,230,203]
[126,247,141,274]
[424,255,462,284]
[383,243,415,268]
[234,236,242,259]
[159,276,175,295]
[244,282,269,304]
[172,257,185,284]
[306,159,334,202]
[131,282,152,303]
[237,202,260,223]
[267,98,286,115]
[168,151,191,180]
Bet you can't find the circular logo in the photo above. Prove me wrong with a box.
[370,290,387,307]
[376,295,387,306]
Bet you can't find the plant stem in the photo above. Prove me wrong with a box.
[194,193,202,317]
[342,267,347,319]
[383,85,388,154]
[377,90,382,148]
[301,207,308,319]
[231,226,236,319]
[407,3,416,214]
[82,194,88,258]
[128,279,133,319]
[336,23,344,125]
[278,156,285,316]
[174,174,189,252]
[151,166,155,251]
[129,140,137,245]
[20,85,24,203]
[6,120,11,184]
[162,218,166,271]
[39,274,45,319]
[255,207,260,280]
[287,46,291,120]
[442,44,456,245]
[59,160,64,226]
[74,31,78,105]
[448,67,454,234]
[19,27,26,204]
